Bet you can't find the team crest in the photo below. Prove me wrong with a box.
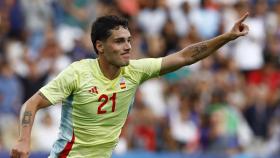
[119,77,126,90]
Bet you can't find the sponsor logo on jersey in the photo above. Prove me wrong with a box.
[88,86,99,94]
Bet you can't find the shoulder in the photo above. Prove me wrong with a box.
[71,59,96,67]
[69,59,96,71]
[64,59,97,78]
[128,58,162,68]
[125,59,146,72]
[123,58,162,76]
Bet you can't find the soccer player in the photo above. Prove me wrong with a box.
[11,12,249,158]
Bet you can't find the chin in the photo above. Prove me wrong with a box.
[123,62,130,66]
[120,60,130,67]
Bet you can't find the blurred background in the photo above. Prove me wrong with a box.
[0,0,280,158]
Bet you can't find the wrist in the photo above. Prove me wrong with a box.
[224,32,238,41]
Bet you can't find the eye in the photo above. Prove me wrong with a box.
[115,40,121,43]
[115,39,124,43]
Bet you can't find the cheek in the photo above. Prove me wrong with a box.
[104,48,120,61]
[106,44,121,53]
[111,46,123,56]
[111,44,122,52]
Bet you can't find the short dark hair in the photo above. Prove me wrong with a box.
[91,15,129,54]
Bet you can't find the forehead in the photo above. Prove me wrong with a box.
[108,26,131,39]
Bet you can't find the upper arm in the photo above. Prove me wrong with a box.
[159,51,188,75]
[37,91,52,109]
[24,91,52,112]
[159,41,210,75]
[31,91,52,110]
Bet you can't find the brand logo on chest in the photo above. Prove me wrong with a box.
[88,86,99,94]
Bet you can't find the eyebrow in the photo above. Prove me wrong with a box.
[114,36,131,39]
[113,36,132,41]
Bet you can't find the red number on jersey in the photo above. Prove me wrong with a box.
[97,93,117,114]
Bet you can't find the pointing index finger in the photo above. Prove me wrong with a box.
[237,12,249,24]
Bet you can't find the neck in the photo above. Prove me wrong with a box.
[98,58,121,80]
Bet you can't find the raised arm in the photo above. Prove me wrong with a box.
[160,12,249,75]
[10,91,52,158]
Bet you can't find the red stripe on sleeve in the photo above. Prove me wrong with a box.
[59,132,75,158]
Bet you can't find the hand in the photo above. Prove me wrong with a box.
[10,140,30,158]
[229,12,250,40]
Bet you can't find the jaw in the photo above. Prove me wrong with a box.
[120,53,131,66]
[118,59,130,67]
[100,52,131,68]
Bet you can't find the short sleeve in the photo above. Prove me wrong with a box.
[129,58,162,84]
[39,64,79,105]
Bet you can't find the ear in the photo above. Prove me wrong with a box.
[96,40,104,54]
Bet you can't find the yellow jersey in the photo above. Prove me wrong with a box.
[40,58,162,158]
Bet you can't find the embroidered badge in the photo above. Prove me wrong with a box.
[119,77,126,89]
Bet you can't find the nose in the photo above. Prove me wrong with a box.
[124,41,131,51]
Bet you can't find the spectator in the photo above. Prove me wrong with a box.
[0,1,279,158]
[0,59,22,116]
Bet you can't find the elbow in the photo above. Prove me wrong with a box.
[183,57,198,66]
[22,99,40,113]
[23,94,45,112]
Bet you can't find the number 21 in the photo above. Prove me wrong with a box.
[97,93,116,114]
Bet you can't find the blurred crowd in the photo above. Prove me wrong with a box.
[1,0,280,157]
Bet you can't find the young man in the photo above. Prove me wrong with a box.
[11,13,249,158]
